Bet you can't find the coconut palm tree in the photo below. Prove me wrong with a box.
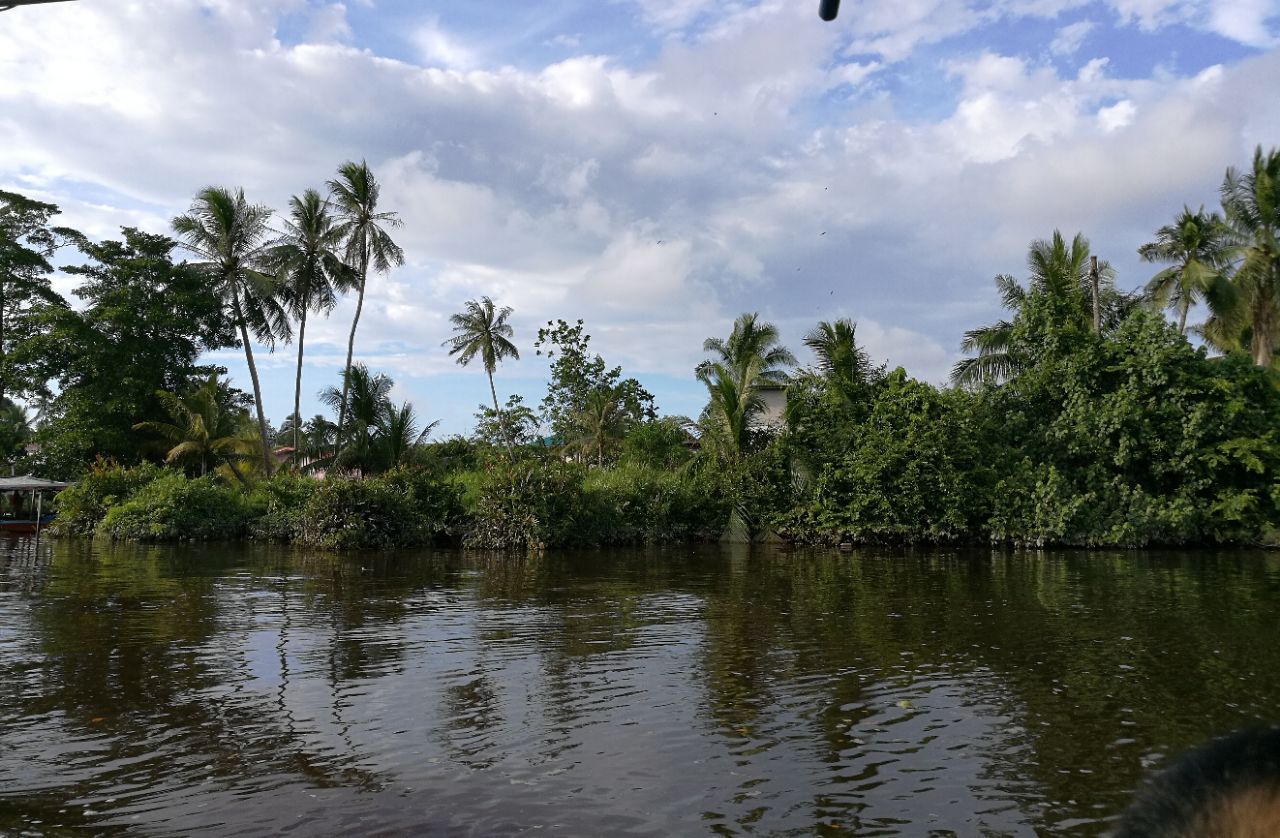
[268,189,357,454]
[803,318,871,402]
[374,401,437,470]
[327,161,404,442]
[697,313,794,457]
[701,312,796,385]
[1139,206,1233,335]
[443,296,520,415]
[1217,146,1280,367]
[319,363,393,474]
[697,358,765,458]
[173,187,288,474]
[134,373,254,485]
[952,231,1120,386]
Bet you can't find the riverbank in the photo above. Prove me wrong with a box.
[49,450,1280,550]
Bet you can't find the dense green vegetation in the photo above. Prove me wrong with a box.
[4,148,1280,549]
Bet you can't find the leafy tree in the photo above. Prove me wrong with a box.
[564,386,629,466]
[782,369,988,543]
[953,231,1128,385]
[26,228,236,475]
[534,318,655,443]
[619,416,694,469]
[444,296,520,416]
[985,305,1280,545]
[0,396,31,465]
[327,160,404,441]
[1139,205,1233,335]
[133,373,254,485]
[473,394,539,448]
[1215,145,1280,367]
[269,189,357,453]
[172,187,288,474]
[0,189,76,403]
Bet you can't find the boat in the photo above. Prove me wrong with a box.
[0,475,72,536]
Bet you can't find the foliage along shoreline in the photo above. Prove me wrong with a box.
[4,148,1280,550]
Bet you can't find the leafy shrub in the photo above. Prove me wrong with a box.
[296,468,462,549]
[247,472,319,542]
[463,458,586,550]
[779,370,990,544]
[98,472,251,541]
[51,459,166,536]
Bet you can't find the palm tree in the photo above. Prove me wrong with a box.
[1139,205,1232,335]
[803,318,871,402]
[134,374,254,485]
[1218,146,1280,367]
[319,363,393,474]
[268,189,357,454]
[952,231,1119,386]
[327,161,404,442]
[374,401,437,469]
[565,386,627,466]
[173,187,288,475]
[697,313,794,457]
[701,312,796,385]
[443,296,520,415]
[697,358,765,458]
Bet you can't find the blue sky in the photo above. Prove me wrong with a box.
[1,0,1278,435]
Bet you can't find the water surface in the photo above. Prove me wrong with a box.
[2,538,1278,835]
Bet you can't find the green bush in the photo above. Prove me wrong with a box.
[98,472,252,541]
[779,370,990,544]
[296,468,462,549]
[247,472,319,542]
[463,458,586,550]
[581,461,729,544]
[51,459,166,536]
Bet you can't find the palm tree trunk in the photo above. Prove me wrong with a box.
[1177,297,1189,336]
[234,286,275,476]
[488,369,514,455]
[293,306,308,455]
[225,456,251,488]
[337,237,369,445]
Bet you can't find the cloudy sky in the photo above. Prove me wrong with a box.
[2,0,1277,434]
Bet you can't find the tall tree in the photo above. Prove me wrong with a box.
[173,187,288,474]
[268,189,357,454]
[534,318,655,443]
[1218,145,1280,367]
[1139,205,1232,335]
[327,161,404,442]
[443,296,520,416]
[134,373,254,485]
[25,228,236,476]
[952,231,1124,386]
[0,190,75,404]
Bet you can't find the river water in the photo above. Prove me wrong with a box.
[1,538,1278,836]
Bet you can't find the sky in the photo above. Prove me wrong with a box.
[1,0,1278,436]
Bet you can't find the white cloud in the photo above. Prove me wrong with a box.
[1051,19,1097,55]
